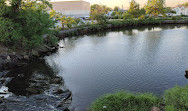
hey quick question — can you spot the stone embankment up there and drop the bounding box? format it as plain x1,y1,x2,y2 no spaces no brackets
57,20,188,38
161,20,188,24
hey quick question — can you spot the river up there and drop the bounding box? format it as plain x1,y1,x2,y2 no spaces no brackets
4,25,188,111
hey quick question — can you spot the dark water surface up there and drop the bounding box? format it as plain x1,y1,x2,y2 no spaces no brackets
47,25,188,111
5,25,188,111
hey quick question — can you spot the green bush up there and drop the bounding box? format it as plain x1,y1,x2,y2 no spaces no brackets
18,9,55,49
0,17,22,47
43,35,58,47
138,15,146,20
89,91,162,111
172,16,182,20
0,0,57,50
123,13,133,20
164,85,188,111
95,14,108,24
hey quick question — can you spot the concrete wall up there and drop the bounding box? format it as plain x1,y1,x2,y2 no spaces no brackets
50,1,90,17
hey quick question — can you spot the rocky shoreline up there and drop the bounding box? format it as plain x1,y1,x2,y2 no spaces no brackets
0,45,59,71
0,45,73,111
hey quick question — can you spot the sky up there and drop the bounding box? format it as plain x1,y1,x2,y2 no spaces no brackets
51,0,188,9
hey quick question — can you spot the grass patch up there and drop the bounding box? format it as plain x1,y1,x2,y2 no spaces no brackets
164,85,188,111
90,85,188,111
89,91,162,111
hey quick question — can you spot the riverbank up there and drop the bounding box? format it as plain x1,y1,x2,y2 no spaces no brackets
89,85,188,111
0,44,59,71
0,60,72,111
0,45,73,110
57,19,188,38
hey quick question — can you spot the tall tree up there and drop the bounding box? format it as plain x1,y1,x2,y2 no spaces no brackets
0,0,56,50
90,4,111,20
128,0,140,18
144,0,165,17
114,6,120,12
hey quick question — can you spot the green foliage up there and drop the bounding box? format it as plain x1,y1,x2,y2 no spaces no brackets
164,85,188,111
165,105,176,111
145,0,165,17
114,6,120,12
172,16,182,20
123,12,133,19
73,18,81,27
50,10,62,22
164,7,176,14
138,15,146,20
61,16,81,29
65,17,75,28
128,0,140,18
116,11,124,19
95,14,108,24
19,8,54,49
43,35,58,47
89,91,162,111
0,17,22,47
90,4,111,20
109,19,161,28
111,11,116,17
0,0,57,50
182,2,188,6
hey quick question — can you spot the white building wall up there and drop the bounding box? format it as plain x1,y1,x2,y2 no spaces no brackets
173,6,188,16
55,10,90,17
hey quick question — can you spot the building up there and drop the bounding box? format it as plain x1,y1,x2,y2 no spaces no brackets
173,6,188,16
50,0,90,18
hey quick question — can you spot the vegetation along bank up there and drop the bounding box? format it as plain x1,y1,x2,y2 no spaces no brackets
89,85,188,111
57,19,188,38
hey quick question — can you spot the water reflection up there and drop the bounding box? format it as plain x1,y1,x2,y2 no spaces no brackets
48,25,188,111
5,60,62,96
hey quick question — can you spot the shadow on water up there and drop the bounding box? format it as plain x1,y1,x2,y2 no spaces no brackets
4,60,63,96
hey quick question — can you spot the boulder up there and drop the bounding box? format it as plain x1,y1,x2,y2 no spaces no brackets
23,55,29,60
26,88,41,95
6,56,11,61
31,50,40,57
53,89,64,94
185,70,188,75
151,106,160,111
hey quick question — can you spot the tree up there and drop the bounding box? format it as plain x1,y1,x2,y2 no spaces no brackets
182,2,188,6
0,0,57,50
114,6,120,12
164,7,176,14
116,10,124,19
95,14,108,24
144,0,165,17
90,4,112,20
50,10,62,21
128,0,140,18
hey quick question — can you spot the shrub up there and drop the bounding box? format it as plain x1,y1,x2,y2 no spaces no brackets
0,17,22,47
18,9,55,49
89,91,162,111
164,85,188,111
43,35,58,47
74,18,81,27
0,0,57,50
95,14,108,24
64,16,75,28
172,16,182,20
138,15,146,20
123,13,133,20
